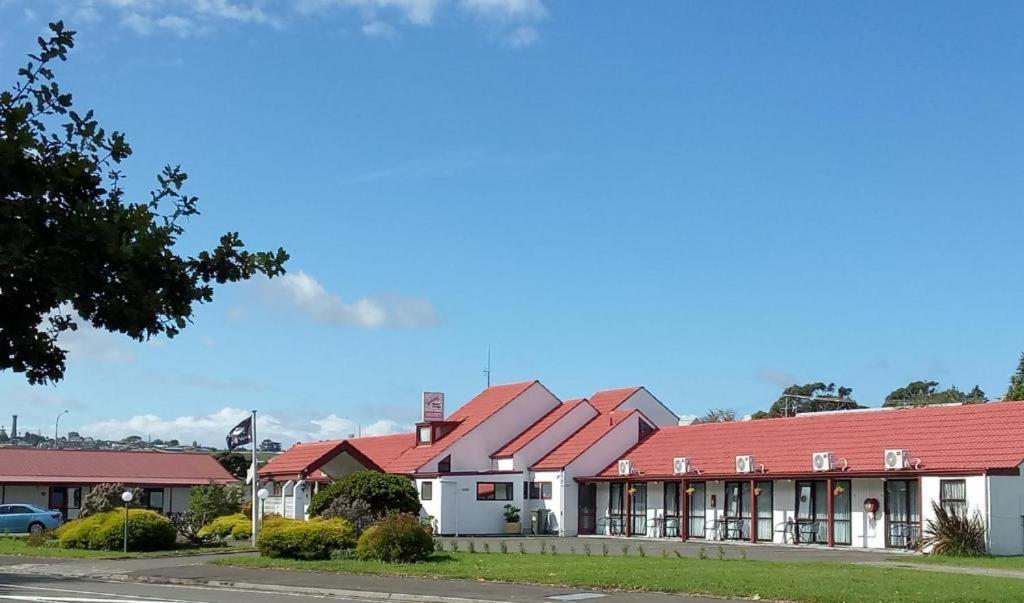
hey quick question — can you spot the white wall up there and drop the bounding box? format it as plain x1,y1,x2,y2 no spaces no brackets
617,389,678,427
527,470,563,534
0,486,48,508
426,472,526,535
985,470,1023,555
511,403,598,471
319,451,373,479
422,382,560,473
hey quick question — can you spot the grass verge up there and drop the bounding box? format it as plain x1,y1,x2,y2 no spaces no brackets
214,552,1024,603
0,537,244,559
888,554,1024,570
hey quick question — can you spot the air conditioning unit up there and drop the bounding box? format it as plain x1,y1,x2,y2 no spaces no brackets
735,455,755,474
884,449,908,470
672,457,690,475
617,459,633,476
812,452,834,472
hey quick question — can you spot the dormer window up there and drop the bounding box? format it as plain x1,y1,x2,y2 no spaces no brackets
638,419,655,441
415,420,460,446
418,426,432,444
438,455,451,473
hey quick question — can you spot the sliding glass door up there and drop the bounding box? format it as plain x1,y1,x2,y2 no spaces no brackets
833,480,851,545
687,482,706,539
663,482,680,537
724,481,751,540
755,481,773,542
609,483,625,535
631,483,648,536
885,479,920,549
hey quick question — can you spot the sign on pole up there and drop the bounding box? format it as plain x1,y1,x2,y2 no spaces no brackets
422,392,445,422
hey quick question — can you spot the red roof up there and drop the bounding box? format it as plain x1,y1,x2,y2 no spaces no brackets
386,380,542,474
260,433,415,479
532,409,641,471
589,386,642,413
0,449,235,486
492,398,591,458
594,402,1024,479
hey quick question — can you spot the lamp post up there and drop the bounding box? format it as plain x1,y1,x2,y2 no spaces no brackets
53,410,68,449
120,490,133,553
257,488,269,533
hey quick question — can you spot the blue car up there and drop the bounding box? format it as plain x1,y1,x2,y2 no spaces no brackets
0,504,63,534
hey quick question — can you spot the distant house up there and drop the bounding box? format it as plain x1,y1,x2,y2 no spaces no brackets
0,448,236,519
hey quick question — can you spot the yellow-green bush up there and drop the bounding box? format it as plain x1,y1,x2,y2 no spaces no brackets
355,512,434,563
256,516,355,560
56,509,176,551
199,514,250,540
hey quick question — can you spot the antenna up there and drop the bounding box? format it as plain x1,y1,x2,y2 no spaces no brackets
483,348,491,388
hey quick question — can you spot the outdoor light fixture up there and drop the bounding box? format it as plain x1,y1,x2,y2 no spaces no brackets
257,488,269,527
121,491,133,553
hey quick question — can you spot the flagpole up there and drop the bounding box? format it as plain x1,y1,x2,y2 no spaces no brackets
251,409,257,548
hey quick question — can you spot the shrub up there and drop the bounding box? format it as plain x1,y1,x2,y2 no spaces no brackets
308,471,420,518
200,514,250,539
257,517,356,560
81,483,143,517
57,510,176,551
26,529,53,547
230,522,252,540
170,511,213,545
923,502,986,556
355,512,435,563
190,483,243,520
321,497,376,534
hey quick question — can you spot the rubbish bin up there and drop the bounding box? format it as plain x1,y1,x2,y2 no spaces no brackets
532,509,550,534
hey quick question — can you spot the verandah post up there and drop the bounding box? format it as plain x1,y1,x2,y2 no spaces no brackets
680,479,689,540
749,478,757,543
826,476,835,547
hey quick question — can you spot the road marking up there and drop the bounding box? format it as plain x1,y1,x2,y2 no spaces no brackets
0,584,186,603
0,597,175,602
547,594,608,601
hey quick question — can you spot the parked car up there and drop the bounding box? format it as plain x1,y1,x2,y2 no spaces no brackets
0,504,63,534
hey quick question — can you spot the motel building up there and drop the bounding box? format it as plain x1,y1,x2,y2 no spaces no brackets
260,380,1024,555
0,448,236,520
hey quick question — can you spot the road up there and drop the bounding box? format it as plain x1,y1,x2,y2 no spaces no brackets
0,574,361,602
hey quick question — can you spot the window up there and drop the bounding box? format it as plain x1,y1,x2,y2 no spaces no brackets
144,488,165,511
420,481,433,501
940,480,967,515
526,481,552,500
418,426,432,444
638,420,655,441
437,455,451,473
476,482,513,501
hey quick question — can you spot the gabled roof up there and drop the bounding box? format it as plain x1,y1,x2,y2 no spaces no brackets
492,398,590,458
589,386,642,413
593,401,1024,479
0,449,235,486
260,433,415,480
386,380,541,473
531,408,642,471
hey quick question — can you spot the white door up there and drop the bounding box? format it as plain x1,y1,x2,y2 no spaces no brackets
440,481,458,535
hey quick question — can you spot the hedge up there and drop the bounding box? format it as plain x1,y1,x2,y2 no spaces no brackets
56,509,176,551
356,512,434,563
199,513,251,540
256,516,356,560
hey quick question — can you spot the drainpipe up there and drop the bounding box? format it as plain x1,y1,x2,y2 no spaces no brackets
985,474,992,553
560,470,567,536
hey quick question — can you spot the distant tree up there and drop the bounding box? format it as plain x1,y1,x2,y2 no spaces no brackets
693,408,737,424
757,382,861,418
0,428,8,443
258,439,282,452
0,22,288,385
214,451,249,480
884,381,986,407
1006,352,1024,401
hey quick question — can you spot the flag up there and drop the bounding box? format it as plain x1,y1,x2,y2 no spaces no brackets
226,416,253,450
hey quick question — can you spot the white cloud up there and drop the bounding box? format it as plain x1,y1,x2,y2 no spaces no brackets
37,0,548,45
260,270,440,329
79,406,410,446
60,321,136,364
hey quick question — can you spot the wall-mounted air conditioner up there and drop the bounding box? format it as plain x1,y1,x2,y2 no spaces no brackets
617,459,633,476
884,449,908,470
735,455,755,474
672,457,690,475
812,451,834,472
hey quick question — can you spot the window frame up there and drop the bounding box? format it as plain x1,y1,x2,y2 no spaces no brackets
420,481,433,501
526,481,553,500
939,479,967,515
476,481,514,501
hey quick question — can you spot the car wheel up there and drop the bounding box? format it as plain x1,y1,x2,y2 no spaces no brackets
28,522,45,535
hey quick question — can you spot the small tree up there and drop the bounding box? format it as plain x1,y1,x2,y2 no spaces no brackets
922,502,986,557
170,511,214,545
189,483,243,520
321,497,376,534
213,451,249,480
81,483,143,517
1006,352,1024,401
308,470,420,517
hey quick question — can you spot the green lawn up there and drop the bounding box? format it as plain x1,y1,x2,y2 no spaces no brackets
214,552,1024,603
890,554,1024,570
0,537,242,559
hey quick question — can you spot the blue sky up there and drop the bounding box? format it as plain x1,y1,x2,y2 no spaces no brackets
2,1,1023,446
